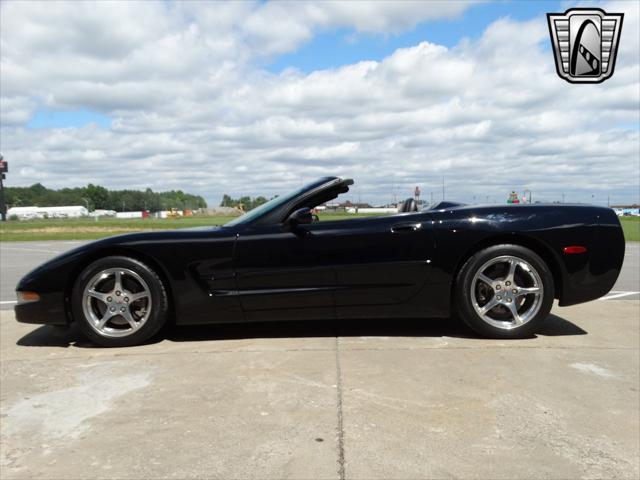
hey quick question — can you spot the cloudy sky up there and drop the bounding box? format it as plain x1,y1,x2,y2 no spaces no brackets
1,0,638,207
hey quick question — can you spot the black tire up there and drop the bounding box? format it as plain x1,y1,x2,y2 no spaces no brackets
71,256,169,347
454,244,554,339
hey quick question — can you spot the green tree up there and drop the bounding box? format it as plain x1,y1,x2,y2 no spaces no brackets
4,184,207,212
86,184,109,209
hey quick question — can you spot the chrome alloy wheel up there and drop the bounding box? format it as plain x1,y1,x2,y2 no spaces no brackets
470,255,544,330
81,267,152,338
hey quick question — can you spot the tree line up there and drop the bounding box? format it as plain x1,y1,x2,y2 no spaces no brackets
5,183,207,212
219,194,269,211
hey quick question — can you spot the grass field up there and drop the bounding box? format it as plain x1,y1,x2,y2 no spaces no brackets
0,213,365,241
620,216,640,242
1,214,638,242
0,216,236,241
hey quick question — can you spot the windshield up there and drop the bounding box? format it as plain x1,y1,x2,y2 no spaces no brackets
223,184,310,227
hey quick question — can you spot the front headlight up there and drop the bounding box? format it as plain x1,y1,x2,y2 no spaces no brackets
16,291,40,304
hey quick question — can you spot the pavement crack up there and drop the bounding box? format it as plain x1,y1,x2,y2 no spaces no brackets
335,336,346,480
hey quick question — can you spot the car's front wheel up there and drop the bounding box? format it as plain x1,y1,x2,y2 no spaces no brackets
455,244,554,338
71,256,169,347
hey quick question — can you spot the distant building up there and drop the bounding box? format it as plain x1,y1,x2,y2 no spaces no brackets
115,211,145,219
200,207,243,216
612,207,640,217
319,201,372,210
8,205,88,220
340,200,372,209
346,207,398,214
90,209,117,217
320,200,396,214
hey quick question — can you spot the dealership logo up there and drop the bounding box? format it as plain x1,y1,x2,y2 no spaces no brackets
547,8,624,84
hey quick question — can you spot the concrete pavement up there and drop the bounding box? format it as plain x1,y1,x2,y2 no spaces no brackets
1,299,638,479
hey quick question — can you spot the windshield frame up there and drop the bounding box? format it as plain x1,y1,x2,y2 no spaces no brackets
223,185,309,227
223,177,349,227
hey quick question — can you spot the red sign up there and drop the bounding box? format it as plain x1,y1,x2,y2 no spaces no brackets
414,186,421,197
0,160,7,173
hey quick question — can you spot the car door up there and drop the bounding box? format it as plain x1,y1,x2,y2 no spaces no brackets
234,223,339,321
325,212,436,318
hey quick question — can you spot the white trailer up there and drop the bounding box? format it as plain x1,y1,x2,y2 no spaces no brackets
8,205,88,220
115,211,144,219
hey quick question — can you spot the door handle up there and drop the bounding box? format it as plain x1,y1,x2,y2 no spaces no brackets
391,222,422,233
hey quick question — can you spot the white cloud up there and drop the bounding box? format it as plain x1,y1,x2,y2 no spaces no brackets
0,96,36,126
0,0,638,206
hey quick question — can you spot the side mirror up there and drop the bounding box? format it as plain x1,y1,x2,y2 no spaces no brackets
284,207,313,230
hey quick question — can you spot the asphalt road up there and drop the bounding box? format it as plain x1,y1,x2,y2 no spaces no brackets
1,241,639,309
1,241,86,309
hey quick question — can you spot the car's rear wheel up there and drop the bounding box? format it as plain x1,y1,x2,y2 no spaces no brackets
455,244,554,338
71,256,169,347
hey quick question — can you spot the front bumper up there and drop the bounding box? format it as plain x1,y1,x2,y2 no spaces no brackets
14,291,69,325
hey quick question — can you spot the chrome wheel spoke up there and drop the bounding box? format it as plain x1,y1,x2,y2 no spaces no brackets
477,273,495,288
121,308,138,330
87,289,109,303
82,267,152,338
113,270,123,294
506,302,523,325
479,297,499,315
504,258,518,283
129,291,149,302
515,286,540,296
97,310,114,329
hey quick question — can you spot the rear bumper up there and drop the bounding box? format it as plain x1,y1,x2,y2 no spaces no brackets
14,292,69,326
558,211,625,306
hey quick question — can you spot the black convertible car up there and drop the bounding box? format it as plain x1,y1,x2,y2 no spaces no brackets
15,177,624,346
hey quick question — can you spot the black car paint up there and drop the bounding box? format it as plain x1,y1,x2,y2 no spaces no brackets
15,179,625,327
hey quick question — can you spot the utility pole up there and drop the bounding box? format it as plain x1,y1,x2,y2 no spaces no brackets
607,196,610,207
0,155,7,221
82,197,95,221
442,176,445,200
562,193,565,204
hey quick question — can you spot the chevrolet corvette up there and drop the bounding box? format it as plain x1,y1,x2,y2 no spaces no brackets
15,177,625,346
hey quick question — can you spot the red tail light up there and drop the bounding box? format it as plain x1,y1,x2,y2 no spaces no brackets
563,246,587,254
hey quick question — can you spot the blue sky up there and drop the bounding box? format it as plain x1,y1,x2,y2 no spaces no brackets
27,1,563,131
27,108,112,129
267,0,562,73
